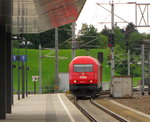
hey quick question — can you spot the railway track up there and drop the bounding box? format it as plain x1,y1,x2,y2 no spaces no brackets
74,98,129,122
90,99,129,122
74,98,97,122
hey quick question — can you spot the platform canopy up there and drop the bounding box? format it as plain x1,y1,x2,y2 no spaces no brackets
12,0,86,34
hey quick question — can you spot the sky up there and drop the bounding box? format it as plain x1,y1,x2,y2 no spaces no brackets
76,0,150,34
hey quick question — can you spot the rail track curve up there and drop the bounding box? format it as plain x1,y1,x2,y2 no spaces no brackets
74,98,129,122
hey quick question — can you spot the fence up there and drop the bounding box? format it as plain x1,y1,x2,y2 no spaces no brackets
14,85,56,94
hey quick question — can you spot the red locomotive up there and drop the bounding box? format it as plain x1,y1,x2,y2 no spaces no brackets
69,56,102,97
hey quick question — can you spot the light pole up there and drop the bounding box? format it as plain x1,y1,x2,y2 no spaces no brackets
72,22,76,59
20,38,32,97
17,41,20,100
55,28,59,92
25,41,28,97
39,44,42,94
12,35,21,100
11,35,21,100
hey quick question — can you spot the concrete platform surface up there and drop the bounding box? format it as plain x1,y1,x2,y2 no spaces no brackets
0,94,88,122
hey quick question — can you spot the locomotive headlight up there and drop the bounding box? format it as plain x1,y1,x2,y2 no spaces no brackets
90,80,93,83
74,80,77,83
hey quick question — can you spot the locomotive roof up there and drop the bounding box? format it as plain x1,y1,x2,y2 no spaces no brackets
71,56,100,65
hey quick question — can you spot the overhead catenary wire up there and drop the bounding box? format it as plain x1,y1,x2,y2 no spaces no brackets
96,0,121,28
43,36,73,57
43,33,101,57
102,0,122,23
79,37,101,48
96,3,129,24
89,0,98,27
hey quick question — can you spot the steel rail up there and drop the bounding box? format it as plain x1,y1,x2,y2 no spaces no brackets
74,98,97,122
90,99,129,122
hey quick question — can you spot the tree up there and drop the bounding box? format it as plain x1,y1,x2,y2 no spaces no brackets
124,22,138,39
128,32,143,49
40,29,55,48
58,24,72,49
113,24,142,76
24,34,40,49
101,26,111,36
40,24,72,49
97,34,107,48
114,26,125,46
78,23,101,48
24,24,72,49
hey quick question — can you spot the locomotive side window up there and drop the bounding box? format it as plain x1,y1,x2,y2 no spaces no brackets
74,64,93,72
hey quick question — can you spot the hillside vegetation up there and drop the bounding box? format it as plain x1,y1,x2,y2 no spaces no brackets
12,48,111,92
12,22,149,92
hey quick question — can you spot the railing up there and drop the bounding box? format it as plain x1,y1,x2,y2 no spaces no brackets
14,85,55,94
41,85,55,94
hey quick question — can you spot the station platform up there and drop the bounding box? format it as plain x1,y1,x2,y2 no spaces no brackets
0,94,88,122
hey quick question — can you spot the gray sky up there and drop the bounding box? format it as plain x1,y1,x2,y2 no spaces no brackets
76,0,150,34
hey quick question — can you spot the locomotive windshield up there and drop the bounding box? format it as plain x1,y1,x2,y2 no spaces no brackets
74,64,93,72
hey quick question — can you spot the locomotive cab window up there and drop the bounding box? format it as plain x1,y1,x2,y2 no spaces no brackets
74,64,93,72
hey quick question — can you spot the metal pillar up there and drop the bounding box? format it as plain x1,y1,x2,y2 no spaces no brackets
17,0,21,100
0,25,6,119
21,0,25,98
6,30,12,113
34,82,36,94
135,3,150,27
25,41,28,97
6,0,12,114
110,1,115,96
55,28,59,92
39,44,42,94
0,0,12,116
25,0,28,97
111,1,115,78
148,50,150,95
21,1,25,33
22,62,25,98
141,44,145,95
135,3,137,27
72,22,76,59
128,50,130,76
11,63,15,105
111,49,115,77
17,47,20,100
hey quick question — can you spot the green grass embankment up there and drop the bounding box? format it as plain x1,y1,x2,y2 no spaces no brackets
12,47,139,92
